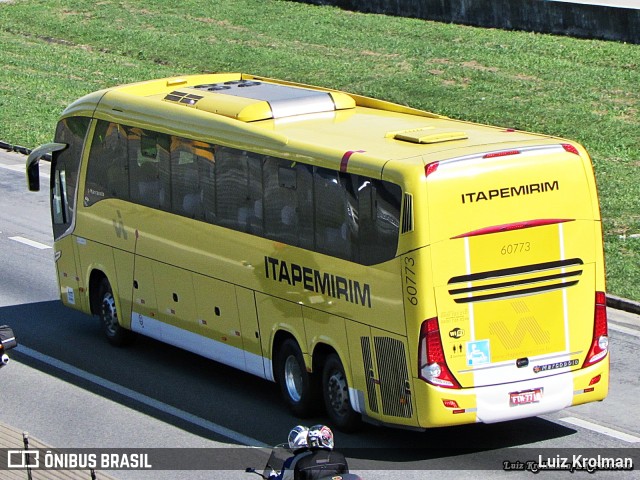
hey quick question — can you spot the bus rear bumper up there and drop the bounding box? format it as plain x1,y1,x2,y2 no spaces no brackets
415,357,609,428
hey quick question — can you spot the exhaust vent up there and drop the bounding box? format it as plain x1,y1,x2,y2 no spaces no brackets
401,193,414,233
448,258,584,304
374,336,413,418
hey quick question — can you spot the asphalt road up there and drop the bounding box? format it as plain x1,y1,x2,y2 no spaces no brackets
1,150,638,479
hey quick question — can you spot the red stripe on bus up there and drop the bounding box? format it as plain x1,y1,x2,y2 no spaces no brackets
452,219,574,239
340,150,365,172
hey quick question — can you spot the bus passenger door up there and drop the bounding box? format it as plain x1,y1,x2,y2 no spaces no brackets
56,236,84,310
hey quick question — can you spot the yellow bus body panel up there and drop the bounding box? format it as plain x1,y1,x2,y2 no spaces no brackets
45,73,608,430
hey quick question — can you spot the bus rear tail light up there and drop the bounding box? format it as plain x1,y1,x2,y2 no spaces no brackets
583,292,608,368
419,318,461,389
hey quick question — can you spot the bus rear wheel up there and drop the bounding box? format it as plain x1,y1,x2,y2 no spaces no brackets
97,277,132,347
276,338,317,418
322,353,361,432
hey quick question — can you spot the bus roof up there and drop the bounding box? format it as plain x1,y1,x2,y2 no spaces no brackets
62,73,564,175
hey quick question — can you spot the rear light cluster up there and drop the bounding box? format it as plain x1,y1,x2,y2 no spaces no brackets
561,143,580,155
482,149,521,159
424,162,439,178
583,291,609,368
418,318,461,389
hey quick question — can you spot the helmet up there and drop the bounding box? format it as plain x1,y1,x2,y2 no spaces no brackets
288,425,309,451
307,425,334,450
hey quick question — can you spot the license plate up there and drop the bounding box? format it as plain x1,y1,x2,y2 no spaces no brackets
509,388,543,406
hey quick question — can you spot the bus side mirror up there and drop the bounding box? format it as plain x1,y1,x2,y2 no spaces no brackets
26,157,40,191
26,142,67,192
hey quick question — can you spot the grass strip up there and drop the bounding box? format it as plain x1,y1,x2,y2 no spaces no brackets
0,0,637,299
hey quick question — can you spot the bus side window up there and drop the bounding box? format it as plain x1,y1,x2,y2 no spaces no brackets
128,128,170,210
314,168,355,261
295,163,314,251
171,138,198,218
51,116,90,240
197,144,217,224
170,138,216,221
246,153,263,236
215,148,263,235
85,121,129,206
357,178,401,265
263,157,298,246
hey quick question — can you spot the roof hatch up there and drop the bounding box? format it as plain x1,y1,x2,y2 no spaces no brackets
162,79,355,122
388,127,468,144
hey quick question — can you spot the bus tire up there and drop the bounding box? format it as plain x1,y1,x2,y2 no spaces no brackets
322,353,361,432
97,277,132,347
276,338,316,418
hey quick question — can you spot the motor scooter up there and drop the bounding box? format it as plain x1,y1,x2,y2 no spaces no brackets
246,442,362,480
0,325,17,369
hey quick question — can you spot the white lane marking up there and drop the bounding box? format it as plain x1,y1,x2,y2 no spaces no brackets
0,164,25,173
15,345,268,448
0,162,50,178
9,236,51,250
609,323,640,339
559,417,640,443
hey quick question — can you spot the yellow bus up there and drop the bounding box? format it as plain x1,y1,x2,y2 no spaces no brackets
27,73,609,431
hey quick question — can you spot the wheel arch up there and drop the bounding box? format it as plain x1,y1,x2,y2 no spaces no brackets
311,342,338,376
271,329,307,379
88,268,107,315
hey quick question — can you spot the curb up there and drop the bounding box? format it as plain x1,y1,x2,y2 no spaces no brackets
606,294,640,316
0,140,52,162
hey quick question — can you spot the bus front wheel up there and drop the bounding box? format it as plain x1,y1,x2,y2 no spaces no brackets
97,277,132,347
322,353,361,432
276,338,316,418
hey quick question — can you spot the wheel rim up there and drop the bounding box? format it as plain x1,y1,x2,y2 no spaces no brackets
326,369,350,417
101,292,118,336
284,355,303,403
